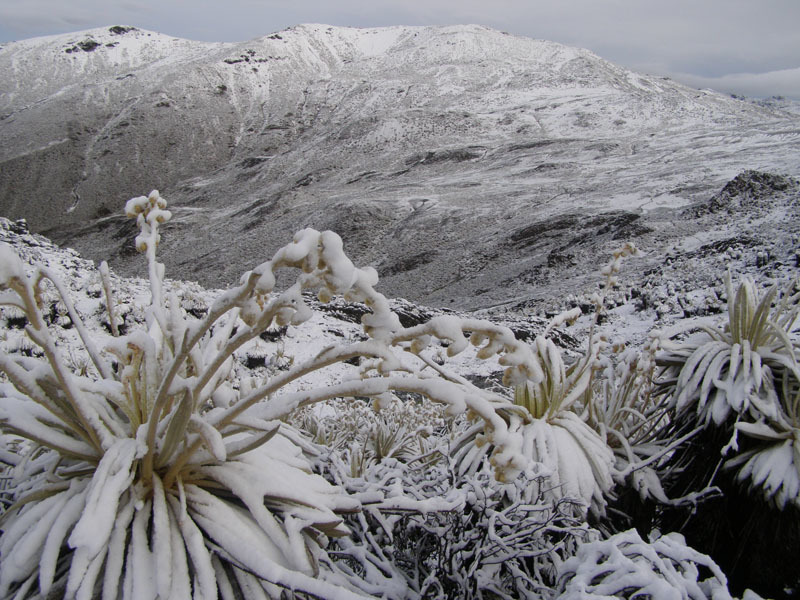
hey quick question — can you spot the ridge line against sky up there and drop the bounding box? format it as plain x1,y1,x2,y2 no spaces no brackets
1,0,799,100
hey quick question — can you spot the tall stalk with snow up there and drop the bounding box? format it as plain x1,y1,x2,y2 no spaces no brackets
0,191,544,599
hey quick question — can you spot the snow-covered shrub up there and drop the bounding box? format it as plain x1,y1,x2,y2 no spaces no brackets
290,395,593,598
555,528,733,599
0,190,547,598
586,336,715,510
589,341,662,457
324,445,591,600
292,395,446,477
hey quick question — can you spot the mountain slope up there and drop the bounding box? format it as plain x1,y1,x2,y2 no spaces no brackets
1,24,798,309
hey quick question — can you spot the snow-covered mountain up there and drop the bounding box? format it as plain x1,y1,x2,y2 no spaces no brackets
1,24,798,310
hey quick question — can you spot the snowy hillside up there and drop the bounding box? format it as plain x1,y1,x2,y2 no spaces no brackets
1,24,799,312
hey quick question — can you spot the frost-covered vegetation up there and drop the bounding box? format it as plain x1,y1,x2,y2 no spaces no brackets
0,192,798,599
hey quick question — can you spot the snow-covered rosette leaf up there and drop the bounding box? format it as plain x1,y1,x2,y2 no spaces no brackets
657,275,798,427
725,421,800,509
661,337,782,426
653,275,800,510
533,412,615,513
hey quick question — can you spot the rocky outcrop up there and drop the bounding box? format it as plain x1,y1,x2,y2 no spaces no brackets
687,170,799,216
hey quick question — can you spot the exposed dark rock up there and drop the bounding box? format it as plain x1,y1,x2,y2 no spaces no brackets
9,219,29,235
77,39,101,52
315,297,445,329
509,215,581,249
507,139,561,153
719,170,794,198
239,156,270,169
508,211,649,253
547,250,575,268
346,171,379,184
109,26,137,35
688,236,758,258
294,173,314,187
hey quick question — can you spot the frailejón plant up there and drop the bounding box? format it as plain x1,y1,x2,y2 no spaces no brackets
0,191,548,598
656,274,800,508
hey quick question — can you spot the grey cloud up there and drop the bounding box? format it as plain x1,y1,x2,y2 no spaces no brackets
0,0,146,40
673,68,800,100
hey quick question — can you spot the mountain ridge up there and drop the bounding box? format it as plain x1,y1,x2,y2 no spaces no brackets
1,24,798,310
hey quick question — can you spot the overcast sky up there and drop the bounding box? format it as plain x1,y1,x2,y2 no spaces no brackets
1,0,798,99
